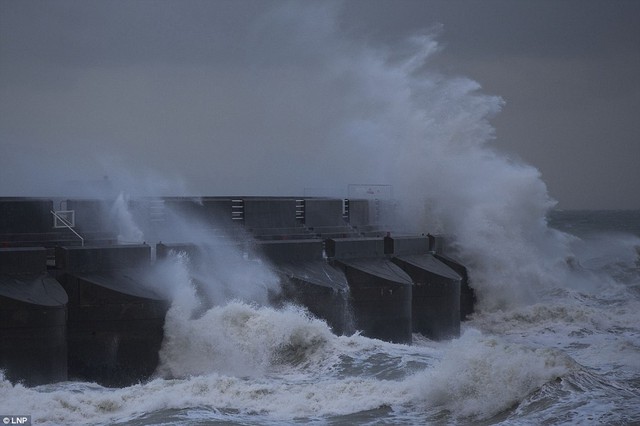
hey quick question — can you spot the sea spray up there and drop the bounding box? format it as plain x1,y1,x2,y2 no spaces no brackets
247,9,581,311
407,329,576,420
340,38,573,310
110,192,144,244
0,315,581,424
150,240,282,309
156,301,335,379
103,192,283,309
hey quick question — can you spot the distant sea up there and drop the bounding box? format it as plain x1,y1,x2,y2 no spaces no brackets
548,209,640,238
1,209,639,425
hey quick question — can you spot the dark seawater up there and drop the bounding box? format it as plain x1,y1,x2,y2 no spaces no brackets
1,210,640,425
548,210,640,238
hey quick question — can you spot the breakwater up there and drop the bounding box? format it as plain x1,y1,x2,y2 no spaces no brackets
0,196,474,386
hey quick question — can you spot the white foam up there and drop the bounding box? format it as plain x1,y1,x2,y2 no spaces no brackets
156,301,335,379
472,289,640,378
0,323,578,424
406,329,576,420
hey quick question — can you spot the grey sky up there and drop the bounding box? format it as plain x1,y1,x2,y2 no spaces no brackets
1,0,638,209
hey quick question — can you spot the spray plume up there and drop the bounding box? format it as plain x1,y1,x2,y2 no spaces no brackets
0,2,581,311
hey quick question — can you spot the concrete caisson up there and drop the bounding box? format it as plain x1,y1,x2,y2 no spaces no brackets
0,247,68,385
326,237,413,344
433,252,475,321
55,245,169,387
386,236,462,340
256,239,351,334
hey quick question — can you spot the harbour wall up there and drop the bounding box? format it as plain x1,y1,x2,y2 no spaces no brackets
0,197,474,386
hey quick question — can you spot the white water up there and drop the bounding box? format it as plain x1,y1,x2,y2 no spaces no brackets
2,248,640,424
3,230,639,424
0,305,580,424
3,280,637,425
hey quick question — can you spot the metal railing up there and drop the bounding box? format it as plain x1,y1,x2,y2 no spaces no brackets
51,210,84,247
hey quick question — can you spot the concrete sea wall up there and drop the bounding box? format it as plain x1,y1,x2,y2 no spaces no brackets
0,197,473,386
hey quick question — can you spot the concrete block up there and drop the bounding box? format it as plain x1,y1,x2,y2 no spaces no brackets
0,247,47,274
325,237,385,259
56,245,150,272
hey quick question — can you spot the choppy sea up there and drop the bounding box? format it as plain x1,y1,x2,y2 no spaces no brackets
1,209,640,425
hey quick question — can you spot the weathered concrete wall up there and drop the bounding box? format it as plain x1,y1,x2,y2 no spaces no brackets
256,239,350,334
0,199,53,234
327,238,413,344
244,198,299,229
387,236,462,340
304,199,344,228
0,197,473,386
0,247,68,385
55,245,168,387
55,244,151,272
